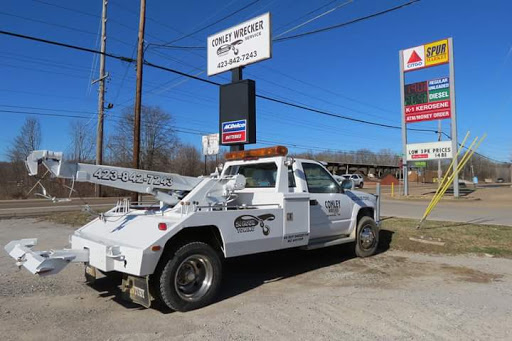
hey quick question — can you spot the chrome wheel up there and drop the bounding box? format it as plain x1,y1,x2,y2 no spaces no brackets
174,254,213,302
359,225,376,251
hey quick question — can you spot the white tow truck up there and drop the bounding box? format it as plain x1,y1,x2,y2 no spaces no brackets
4,146,380,311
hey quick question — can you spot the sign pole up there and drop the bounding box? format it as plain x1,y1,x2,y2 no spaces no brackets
448,38,459,198
399,50,409,196
437,120,442,186
230,67,244,152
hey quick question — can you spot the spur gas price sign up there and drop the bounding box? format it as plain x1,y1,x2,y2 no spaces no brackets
404,77,450,123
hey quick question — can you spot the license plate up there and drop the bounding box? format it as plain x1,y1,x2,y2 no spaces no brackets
121,275,152,308
84,264,97,283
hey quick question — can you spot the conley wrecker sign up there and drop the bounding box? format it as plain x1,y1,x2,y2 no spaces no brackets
207,12,271,76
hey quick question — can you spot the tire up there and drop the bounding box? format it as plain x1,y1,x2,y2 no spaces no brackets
156,242,222,312
359,182,364,188
354,216,378,258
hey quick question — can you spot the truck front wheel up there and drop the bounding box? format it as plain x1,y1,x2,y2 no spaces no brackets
157,242,222,312
354,216,378,257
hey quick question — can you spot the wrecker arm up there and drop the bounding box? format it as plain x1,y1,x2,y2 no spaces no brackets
26,150,203,205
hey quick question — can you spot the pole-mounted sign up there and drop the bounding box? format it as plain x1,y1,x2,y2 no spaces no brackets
399,37,459,197
406,141,453,161
404,77,451,123
402,38,449,72
202,133,220,156
207,12,272,77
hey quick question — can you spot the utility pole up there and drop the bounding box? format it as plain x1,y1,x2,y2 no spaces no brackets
94,0,108,197
132,0,146,203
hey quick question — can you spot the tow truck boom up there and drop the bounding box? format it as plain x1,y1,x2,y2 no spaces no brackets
26,150,203,205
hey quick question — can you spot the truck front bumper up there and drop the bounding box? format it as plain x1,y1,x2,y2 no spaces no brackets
71,234,160,276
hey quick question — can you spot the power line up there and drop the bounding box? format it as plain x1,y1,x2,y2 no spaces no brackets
0,10,131,46
1,106,508,163
0,29,437,133
154,0,420,49
0,104,96,115
274,0,420,42
1,29,507,163
273,0,353,39
32,0,136,33
153,0,261,47
272,0,339,35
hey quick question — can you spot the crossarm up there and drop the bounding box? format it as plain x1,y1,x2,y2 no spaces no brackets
26,150,202,195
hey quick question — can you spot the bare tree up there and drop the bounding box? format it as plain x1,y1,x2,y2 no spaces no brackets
68,120,95,162
7,117,42,162
107,105,178,171
169,144,203,176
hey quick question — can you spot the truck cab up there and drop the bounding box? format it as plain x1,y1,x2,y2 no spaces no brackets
221,148,378,250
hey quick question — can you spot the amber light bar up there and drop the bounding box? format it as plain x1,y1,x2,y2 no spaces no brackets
225,146,288,161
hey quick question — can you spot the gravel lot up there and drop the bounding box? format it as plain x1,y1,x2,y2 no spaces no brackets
1,218,511,341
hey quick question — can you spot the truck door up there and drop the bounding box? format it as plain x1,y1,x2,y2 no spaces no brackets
300,162,353,239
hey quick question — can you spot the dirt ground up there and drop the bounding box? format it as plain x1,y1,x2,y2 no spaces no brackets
1,219,511,341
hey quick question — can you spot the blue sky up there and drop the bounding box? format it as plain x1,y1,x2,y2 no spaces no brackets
1,0,511,162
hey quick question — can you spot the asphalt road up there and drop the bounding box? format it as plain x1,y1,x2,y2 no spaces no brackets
0,197,117,218
380,198,512,226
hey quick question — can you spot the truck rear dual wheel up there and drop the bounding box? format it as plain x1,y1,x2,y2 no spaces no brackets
156,242,222,312
354,216,379,258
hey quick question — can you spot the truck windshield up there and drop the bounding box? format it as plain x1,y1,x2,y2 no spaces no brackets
225,162,277,188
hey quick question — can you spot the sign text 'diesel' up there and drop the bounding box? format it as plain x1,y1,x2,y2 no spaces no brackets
207,12,271,76
406,141,453,161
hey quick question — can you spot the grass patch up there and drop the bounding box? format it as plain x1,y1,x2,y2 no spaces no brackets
380,218,512,258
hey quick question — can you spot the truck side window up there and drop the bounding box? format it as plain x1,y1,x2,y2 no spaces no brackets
237,162,278,188
302,163,339,193
288,166,296,188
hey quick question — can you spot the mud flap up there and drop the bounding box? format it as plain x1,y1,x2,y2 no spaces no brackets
121,275,152,308
84,264,97,283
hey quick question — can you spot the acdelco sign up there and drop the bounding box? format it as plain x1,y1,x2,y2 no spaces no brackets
221,119,247,144
402,38,449,72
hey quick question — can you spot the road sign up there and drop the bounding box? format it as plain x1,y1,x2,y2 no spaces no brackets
413,161,427,168
202,133,219,156
207,12,271,76
406,141,453,161
404,77,451,123
221,119,247,144
402,38,449,72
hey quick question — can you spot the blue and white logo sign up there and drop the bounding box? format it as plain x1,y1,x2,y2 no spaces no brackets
222,119,247,144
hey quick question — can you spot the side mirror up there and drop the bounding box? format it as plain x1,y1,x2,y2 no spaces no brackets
341,179,353,191
284,156,295,167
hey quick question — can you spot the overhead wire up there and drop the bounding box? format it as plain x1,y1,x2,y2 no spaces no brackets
0,11,506,163
0,105,507,163
153,0,420,48
154,0,261,47
0,29,454,135
273,0,353,39
274,0,420,42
